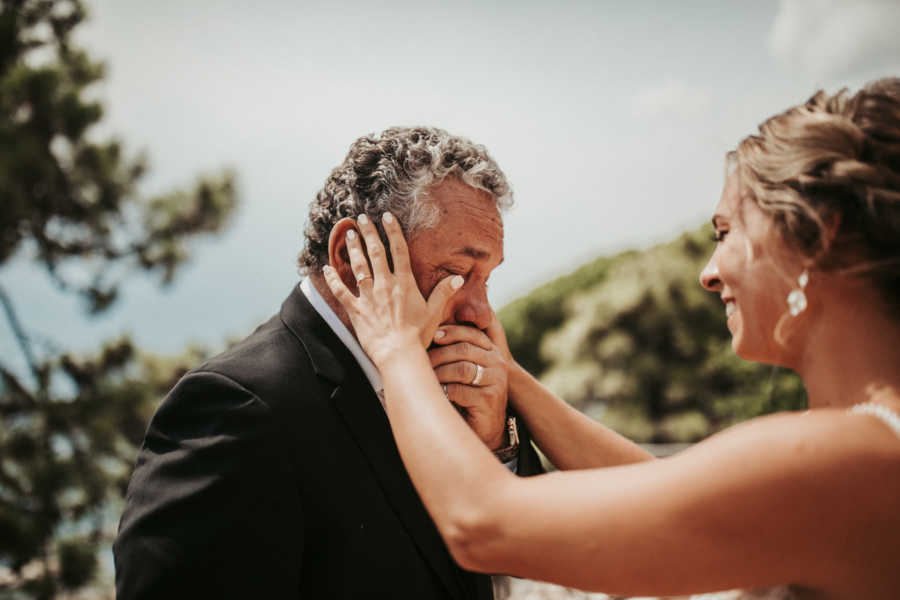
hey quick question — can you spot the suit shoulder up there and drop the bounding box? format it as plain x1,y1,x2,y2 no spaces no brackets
149,369,274,445
187,312,327,414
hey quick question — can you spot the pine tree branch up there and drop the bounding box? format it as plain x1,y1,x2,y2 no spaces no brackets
0,283,42,389
0,364,37,411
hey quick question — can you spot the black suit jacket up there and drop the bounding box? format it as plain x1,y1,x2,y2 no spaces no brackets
114,284,543,599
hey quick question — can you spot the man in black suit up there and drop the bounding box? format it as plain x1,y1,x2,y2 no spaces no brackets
114,126,543,599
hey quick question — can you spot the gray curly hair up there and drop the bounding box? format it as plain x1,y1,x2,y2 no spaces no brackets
298,126,513,274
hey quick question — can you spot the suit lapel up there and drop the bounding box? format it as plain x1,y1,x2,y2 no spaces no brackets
331,378,468,600
281,285,470,600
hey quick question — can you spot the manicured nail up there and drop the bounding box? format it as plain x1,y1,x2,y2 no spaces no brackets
434,330,446,340
358,214,369,225
346,229,356,240
383,212,394,224
451,275,464,289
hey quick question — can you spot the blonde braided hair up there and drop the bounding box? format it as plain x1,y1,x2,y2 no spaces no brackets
733,77,900,311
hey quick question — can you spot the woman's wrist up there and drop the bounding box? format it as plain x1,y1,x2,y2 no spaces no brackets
367,329,426,368
376,342,430,378
507,361,530,402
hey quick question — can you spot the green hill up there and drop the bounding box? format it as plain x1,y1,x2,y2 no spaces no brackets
498,225,806,443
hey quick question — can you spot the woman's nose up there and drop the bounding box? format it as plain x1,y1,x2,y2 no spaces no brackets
699,258,722,291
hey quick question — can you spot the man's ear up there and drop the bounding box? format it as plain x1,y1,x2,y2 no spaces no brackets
327,217,360,294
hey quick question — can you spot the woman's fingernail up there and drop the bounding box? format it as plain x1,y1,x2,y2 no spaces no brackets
383,212,394,224
323,265,334,275
358,214,369,225
346,229,356,240
434,330,445,340
451,275,464,289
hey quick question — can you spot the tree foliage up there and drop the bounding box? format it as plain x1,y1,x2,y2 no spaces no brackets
499,252,621,377
0,1,237,596
499,227,806,444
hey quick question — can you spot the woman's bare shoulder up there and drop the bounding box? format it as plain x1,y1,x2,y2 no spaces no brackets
671,408,900,541
656,408,900,588
685,407,900,465
672,408,900,489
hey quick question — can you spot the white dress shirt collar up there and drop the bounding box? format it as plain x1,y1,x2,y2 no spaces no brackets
300,277,383,394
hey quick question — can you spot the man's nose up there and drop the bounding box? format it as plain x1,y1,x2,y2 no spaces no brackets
450,284,492,330
699,256,722,291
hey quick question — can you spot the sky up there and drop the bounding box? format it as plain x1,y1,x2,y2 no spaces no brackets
3,0,900,372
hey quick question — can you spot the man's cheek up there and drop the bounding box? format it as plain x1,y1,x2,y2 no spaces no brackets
417,279,437,300
414,271,441,299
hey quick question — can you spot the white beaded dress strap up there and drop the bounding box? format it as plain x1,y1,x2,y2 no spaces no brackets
849,402,900,438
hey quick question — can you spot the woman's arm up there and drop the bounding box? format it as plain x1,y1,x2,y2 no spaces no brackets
323,214,899,596
507,358,653,469
379,360,895,597
457,409,899,596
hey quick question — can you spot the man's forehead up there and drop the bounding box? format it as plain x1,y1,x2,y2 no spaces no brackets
405,177,503,260
411,230,502,257
409,222,504,267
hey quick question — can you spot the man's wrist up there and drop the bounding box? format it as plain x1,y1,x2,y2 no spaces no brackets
486,428,506,452
492,416,519,462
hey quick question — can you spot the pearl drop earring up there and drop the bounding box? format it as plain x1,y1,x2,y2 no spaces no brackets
787,270,809,316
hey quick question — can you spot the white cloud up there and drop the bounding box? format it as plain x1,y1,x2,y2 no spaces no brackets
768,0,900,79
632,81,711,119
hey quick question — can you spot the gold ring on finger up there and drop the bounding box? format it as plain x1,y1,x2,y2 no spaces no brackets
356,272,371,282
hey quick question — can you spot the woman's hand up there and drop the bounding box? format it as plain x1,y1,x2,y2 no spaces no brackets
322,212,464,369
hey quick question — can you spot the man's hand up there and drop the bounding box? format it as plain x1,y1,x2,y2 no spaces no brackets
429,324,511,451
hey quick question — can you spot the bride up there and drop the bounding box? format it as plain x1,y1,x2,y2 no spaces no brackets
322,78,900,599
